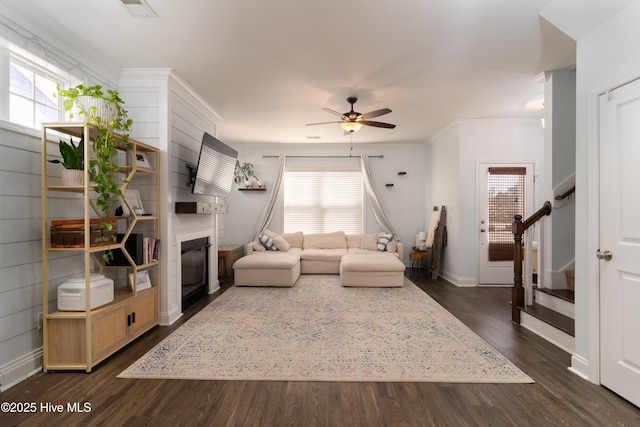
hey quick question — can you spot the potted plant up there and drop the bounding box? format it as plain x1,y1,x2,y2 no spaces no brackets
48,137,84,186
234,161,260,188
56,84,133,216
56,84,134,261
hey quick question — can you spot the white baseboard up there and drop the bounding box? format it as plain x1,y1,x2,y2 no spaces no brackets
439,271,477,287
0,348,43,392
161,305,182,326
569,354,591,382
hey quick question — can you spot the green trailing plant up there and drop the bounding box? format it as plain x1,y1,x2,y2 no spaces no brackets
48,137,84,170
56,84,134,262
56,84,133,217
234,160,259,183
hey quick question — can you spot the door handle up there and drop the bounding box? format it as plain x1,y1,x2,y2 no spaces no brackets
596,250,613,261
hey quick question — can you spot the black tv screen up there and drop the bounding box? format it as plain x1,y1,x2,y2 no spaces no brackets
191,132,238,198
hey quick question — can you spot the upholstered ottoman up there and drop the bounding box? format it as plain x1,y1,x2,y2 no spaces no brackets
340,253,406,287
233,252,301,287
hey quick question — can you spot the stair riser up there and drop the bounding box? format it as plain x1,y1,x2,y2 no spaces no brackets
521,312,575,354
534,290,575,319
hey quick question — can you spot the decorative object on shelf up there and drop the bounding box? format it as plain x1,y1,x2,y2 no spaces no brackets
56,84,133,217
129,270,152,291
48,137,84,186
234,160,261,188
122,189,145,216
135,150,150,168
50,217,117,248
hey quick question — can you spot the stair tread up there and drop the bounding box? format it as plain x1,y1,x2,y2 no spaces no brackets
533,286,575,303
520,302,575,336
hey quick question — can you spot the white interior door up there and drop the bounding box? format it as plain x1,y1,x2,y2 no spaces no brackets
478,163,533,285
599,81,640,407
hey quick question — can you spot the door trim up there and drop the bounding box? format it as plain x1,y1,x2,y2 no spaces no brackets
476,161,535,285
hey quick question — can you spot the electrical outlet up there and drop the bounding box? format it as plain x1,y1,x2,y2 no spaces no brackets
37,312,43,330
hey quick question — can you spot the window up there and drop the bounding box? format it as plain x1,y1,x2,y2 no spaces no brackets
1,39,73,130
284,169,363,234
9,56,61,129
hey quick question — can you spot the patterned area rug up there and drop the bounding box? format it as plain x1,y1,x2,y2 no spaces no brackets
119,275,533,383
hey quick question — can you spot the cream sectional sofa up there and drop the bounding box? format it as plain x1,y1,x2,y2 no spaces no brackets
233,230,405,287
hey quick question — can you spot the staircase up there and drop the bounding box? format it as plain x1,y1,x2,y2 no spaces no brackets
511,202,576,353
520,276,575,353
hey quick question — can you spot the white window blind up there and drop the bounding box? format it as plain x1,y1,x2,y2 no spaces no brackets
284,170,363,234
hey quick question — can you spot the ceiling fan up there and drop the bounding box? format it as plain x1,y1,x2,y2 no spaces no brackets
306,97,396,133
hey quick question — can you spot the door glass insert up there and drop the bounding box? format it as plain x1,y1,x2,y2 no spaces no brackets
487,167,526,261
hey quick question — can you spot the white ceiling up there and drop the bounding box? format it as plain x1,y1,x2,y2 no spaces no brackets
3,0,627,145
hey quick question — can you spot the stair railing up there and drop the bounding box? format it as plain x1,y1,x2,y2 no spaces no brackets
512,201,552,324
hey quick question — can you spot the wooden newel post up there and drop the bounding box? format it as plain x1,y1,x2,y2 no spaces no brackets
512,214,525,324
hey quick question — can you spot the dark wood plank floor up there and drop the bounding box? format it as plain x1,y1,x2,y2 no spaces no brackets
2,273,639,427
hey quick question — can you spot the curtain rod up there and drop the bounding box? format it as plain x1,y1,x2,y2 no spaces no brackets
262,155,383,159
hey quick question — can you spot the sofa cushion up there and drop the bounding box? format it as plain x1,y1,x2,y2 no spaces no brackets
346,234,361,249
348,248,400,258
301,248,347,261
303,231,347,249
361,233,378,251
282,231,304,248
233,252,300,270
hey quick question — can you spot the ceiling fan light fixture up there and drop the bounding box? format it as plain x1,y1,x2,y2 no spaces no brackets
341,122,363,133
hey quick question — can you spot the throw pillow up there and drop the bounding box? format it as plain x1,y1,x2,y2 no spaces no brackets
258,234,278,251
377,233,395,252
263,229,291,252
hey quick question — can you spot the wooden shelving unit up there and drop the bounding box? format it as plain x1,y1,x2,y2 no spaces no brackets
41,122,160,372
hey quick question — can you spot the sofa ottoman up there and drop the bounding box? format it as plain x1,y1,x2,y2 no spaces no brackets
233,252,301,287
340,253,406,287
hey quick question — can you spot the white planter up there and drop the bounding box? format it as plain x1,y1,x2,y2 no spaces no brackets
61,169,84,186
244,180,253,189
76,96,118,125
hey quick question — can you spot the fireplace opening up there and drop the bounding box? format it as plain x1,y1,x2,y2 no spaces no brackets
181,237,210,310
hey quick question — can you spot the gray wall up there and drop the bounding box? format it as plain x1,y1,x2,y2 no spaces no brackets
223,142,429,265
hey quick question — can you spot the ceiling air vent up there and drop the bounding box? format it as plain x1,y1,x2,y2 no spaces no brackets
120,0,158,18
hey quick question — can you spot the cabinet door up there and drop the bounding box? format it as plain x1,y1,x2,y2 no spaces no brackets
92,304,128,362
129,288,159,339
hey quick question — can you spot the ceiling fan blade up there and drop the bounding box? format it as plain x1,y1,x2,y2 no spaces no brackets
322,108,348,119
306,120,343,126
361,108,391,120
361,120,396,129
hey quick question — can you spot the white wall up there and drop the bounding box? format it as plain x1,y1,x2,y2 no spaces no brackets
573,0,640,381
428,124,461,283
120,69,223,326
0,126,46,390
223,142,429,265
429,119,545,286
544,71,576,284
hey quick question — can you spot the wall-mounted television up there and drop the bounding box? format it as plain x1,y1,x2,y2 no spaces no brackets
189,132,238,198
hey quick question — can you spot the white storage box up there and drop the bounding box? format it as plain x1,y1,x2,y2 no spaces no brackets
58,273,114,311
